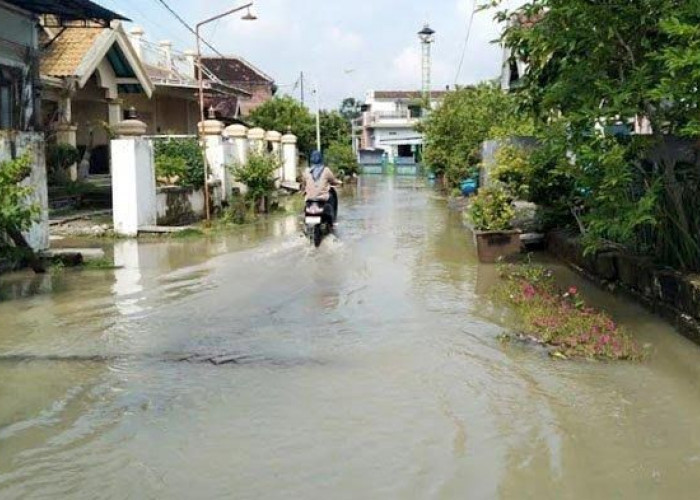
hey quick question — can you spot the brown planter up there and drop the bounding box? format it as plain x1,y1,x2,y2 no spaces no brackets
473,230,521,263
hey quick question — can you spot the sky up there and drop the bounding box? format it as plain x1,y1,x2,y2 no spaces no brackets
97,0,515,109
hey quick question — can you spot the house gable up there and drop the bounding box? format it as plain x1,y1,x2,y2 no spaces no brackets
41,22,153,97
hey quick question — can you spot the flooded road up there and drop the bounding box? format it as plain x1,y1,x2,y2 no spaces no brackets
2,176,700,499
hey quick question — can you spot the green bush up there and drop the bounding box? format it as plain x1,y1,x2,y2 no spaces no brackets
491,145,535,200
153,138,204,189
422,83,533,187
230,152,281,213
46,143,80,184
325,141,359,177
466,186,515,231
0,154,38,235
155,155,188,185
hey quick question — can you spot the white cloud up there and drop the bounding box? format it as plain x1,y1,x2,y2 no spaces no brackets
328,27,364,51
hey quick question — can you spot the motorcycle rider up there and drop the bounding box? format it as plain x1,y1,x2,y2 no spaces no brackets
303,150,341,222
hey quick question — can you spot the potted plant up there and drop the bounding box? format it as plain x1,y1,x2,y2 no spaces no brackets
466,186,521,263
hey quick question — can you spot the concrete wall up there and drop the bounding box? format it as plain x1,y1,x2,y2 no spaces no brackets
156,186,204,226
0,131,49,250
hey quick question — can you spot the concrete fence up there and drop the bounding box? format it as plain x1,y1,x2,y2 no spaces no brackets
111,113,299,237
0,131,49,251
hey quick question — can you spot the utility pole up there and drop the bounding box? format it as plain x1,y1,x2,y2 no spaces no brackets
197,3,257,222
313,83,321,151
300,71,305,105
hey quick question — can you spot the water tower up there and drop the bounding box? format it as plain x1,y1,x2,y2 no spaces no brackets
418,23,436,105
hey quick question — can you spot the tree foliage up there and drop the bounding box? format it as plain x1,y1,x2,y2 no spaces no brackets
0,154,38,235
248,96,315,155
153,138,204,189
320,110,351,151
231,151,281,212
496,0,700,270
325,141,359,177
422,83,533,186
339,97,362,121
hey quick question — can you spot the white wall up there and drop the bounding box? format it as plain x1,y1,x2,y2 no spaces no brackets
156,187,205,225
112,138,157,236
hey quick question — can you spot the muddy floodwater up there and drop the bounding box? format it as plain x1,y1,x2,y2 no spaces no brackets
2,177,700,499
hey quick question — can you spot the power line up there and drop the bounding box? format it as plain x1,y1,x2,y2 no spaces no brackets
153,0,229,59
454,0,478,85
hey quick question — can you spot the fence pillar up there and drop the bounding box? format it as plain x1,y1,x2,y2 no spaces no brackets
198,117,229,200
265,130,282,186
55,122,78,180
226,123,249,194
281,131,298,183
248,127,265,154
111,115,156,237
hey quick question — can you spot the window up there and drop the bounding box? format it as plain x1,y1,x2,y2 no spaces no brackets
0,66,20,130
0,85,11,129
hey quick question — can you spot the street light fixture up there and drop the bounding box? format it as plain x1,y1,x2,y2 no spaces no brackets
197,2,257,222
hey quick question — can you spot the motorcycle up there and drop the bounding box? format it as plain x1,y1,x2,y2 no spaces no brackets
304,188,338,247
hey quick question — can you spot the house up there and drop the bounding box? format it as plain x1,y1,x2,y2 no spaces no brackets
1,0,125,250
201,56,275,116
41,22,154,176
40,23,253,177
127,28,252,130
354,90,447,164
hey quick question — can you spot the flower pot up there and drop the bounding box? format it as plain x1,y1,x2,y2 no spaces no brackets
473,229,521,263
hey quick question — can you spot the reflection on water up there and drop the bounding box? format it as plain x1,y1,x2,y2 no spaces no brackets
1,177,700,499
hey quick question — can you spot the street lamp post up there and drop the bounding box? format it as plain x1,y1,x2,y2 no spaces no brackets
197,3,257,222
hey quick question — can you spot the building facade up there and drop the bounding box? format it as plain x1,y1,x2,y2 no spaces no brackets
354,90,446,164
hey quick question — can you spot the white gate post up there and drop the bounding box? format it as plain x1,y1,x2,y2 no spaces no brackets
198,114,228,200
281,131,298,183
111,113,156,237
248,127,265,155
226,123,249,194
265,130,282,186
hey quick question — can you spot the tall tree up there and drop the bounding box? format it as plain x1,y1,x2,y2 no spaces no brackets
339,97,362,121
248,96,315,154
320,110,351,151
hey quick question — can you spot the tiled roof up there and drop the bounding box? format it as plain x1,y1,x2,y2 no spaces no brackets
373,90,448,100
201,56,273,85
41,28,105,77
6,0,127,22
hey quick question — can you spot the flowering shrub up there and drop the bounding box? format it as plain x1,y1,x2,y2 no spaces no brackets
496,264,645,361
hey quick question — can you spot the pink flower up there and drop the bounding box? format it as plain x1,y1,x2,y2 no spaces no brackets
522,284,536,300
568,286,579,296
600,335,611,345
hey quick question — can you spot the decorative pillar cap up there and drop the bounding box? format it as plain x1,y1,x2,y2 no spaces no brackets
54,122,78,132
224,123,248,138
265,130,282,142
114,117,147,137
198,119,225,136
281,132,297,145
247,127,265,140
